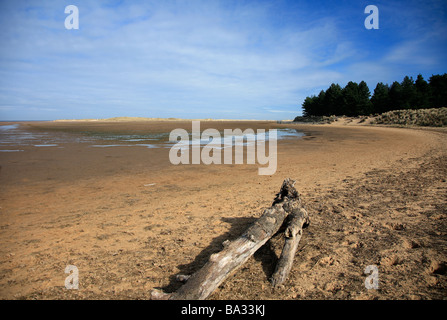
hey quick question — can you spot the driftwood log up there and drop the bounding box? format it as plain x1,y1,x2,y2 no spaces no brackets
270,206,309,287
151,178,309,300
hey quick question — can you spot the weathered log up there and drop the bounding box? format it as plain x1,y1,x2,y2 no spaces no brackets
270,206,309,287
150,178,301,300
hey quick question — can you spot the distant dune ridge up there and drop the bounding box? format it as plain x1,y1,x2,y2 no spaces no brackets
54,117,184,122
53,117,263,122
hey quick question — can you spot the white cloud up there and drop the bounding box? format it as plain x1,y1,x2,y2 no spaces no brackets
384,39,440,67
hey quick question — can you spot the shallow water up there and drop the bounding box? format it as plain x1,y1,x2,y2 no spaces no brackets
0,123,304,152
0,123,96,149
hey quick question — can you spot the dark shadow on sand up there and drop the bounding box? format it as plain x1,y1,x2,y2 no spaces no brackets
158,216,280,294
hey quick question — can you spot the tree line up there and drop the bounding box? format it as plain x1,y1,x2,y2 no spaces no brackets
301,73,447,117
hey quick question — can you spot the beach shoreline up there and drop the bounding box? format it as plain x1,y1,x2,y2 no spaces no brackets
0,121,446,299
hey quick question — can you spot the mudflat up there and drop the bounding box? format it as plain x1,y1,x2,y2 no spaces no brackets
0,120,446,299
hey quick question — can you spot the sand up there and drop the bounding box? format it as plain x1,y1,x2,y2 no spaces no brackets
0,120,446,299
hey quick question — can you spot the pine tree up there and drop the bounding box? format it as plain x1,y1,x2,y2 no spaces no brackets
323,83,343,115
371,82,390,113
415,74,430,109
316,90,327,116
302,96,318,116
400,76,416,109
341,81,360,116
358,81,373,115
389,81,404,110
429,73,447,108
302,90,326,116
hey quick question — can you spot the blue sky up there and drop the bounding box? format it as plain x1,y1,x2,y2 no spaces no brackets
0,0,446,120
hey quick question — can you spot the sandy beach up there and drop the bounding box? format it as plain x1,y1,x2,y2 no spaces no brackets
0,120,446,299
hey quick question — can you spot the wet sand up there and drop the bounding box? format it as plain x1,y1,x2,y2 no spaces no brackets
0,121,446,299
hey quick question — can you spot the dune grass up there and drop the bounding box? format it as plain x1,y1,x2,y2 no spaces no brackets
371,108,447,127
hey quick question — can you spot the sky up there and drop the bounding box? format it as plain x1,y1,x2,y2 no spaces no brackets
0,0,446,121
